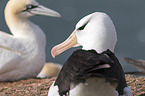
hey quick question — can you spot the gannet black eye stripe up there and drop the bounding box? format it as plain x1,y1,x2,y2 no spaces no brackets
26,4,38,9
22,4,38,12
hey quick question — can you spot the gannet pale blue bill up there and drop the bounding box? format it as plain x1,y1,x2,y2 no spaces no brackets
0,0,60,81
48,12,132,96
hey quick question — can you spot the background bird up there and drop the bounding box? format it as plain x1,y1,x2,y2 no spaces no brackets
0,0,60,81
124,57,145,75
48,12,132,96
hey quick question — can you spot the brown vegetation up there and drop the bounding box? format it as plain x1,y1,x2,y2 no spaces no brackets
0,74,144,96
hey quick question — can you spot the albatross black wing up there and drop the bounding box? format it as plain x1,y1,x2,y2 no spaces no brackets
102,49,127,95
54,49,116,96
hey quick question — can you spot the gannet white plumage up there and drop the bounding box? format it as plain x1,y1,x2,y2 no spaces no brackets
37,62,62,78
48,12,132,96
0,0,60,81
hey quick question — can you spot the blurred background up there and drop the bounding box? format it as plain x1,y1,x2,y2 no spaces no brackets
0,0,145,72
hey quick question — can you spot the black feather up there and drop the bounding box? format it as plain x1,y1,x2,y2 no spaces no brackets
55,49,127,96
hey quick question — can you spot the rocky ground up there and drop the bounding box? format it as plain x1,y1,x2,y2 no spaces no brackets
0,74,145,96
126,74,145,96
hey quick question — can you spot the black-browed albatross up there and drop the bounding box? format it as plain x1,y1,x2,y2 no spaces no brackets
48,12,132,96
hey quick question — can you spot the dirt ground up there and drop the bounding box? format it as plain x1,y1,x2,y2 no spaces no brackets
0,74,145,96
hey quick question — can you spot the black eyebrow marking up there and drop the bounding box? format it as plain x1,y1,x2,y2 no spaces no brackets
78,21,89,30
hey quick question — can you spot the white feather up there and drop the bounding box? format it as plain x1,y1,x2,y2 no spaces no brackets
48,78,118,96
75,12,117,53
0,0,60,81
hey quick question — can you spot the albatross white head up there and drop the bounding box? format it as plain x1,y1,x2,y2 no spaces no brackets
51,12,117,58
5,0,61,36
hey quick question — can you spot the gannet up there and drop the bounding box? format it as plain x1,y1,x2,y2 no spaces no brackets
124,57,145,75
37,62,62,78
0,0,60,81
48,12,132,96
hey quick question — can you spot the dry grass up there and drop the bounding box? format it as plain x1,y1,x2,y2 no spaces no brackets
0,75,144,96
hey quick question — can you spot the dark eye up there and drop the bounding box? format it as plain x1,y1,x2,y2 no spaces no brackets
78,22,89,30
26,4,38,10
22,4,38,12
